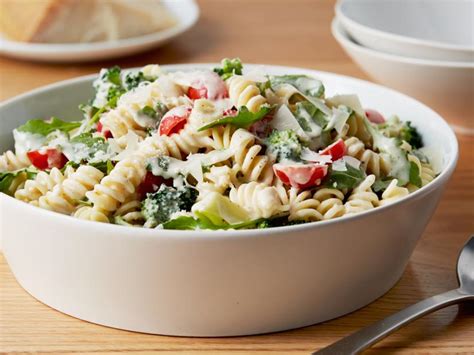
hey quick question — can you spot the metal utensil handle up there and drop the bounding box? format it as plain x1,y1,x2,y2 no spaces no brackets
314,288,473,355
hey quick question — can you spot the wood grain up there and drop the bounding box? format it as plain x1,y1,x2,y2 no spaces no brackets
1,0,473,353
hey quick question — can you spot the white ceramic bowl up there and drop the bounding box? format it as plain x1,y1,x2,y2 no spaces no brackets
336,0,474,61
0,64,458,336
0,0,199,62
332,19,474,135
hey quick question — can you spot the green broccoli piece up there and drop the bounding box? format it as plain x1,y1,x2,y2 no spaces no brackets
265,129,304,162
213,58,243,80
400,121,423,149
103,66,122,85
142,185,198,227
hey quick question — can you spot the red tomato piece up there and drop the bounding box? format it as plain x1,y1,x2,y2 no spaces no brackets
365,109,386,124
97,121,112,139
137,172,172,199
319,139,346,161
273,163,328,189
159,107,192,136
27,149,68,170
187,87,208,100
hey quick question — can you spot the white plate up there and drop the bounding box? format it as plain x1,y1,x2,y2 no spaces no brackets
0,64,458,336
0,0,199,63
332,18,474,135
336,0,474,61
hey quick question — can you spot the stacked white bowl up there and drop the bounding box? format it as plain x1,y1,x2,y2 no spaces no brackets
333,0,474,135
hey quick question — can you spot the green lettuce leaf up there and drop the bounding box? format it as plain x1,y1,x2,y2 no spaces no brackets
409,161,422,187
198,106,273,131
162,215,265,230
324,162,366,189
0,168,37,195
17,117,81,136
270,74,325,98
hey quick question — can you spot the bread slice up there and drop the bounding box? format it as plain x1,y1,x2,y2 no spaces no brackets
0,0,177,43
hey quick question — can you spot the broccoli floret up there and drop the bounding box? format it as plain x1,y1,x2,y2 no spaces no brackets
124,71,146,91
400,121,423,149
103,66,122,85
142,185,198,227
265,129,304,162
213,58,243,80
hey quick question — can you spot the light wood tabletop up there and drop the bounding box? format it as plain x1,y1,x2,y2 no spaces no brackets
1,0,473,353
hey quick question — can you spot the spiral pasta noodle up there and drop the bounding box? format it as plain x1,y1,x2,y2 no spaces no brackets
14,166,73,205
74,206,110,223
229,182,284,219
379,179,409,206
226,75,267,112
344,174,379,214
408,154,435,187
345,137,390,178
196,165,239,197
313,188,345,220
38,166,104,215
287,188,323,222
85,155,146,214
0,150,30,172
113,195,144,225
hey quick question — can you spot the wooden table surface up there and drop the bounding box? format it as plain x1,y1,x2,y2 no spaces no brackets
1,0,473,353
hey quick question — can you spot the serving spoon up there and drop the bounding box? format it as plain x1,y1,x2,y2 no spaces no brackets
314,236,474,355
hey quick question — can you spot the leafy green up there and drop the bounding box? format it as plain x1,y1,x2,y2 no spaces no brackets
89,160,114,175
198,106,272,131
140,105,157,118
162,214,265,230
270,75,325,98
400,121,423,149
409,161,422,188
324,163,366,189
372,178,393,193
124,71,146,90
265,129,304,162
17,117,81,136
142,186,198,227
0,168,37,195
294,101,328,130
104,66,122,85
213,58,243,80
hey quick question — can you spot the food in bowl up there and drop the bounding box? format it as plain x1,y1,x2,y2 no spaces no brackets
0,58,438,230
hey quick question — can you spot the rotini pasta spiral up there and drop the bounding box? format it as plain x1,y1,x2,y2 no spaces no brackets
39,166,104,215
196,165,238,197
344,114,372,144
313,188,345,220
0,150,30,172
14,166,73,205
379,179,409,206
113,195,144,225
344,174,379,214
74,206,110,223
85,155,146,214
407,154,435,187
139,123,214,160
226,75,267,113
229,182,284,219
345,137,390,178
287,188,323,222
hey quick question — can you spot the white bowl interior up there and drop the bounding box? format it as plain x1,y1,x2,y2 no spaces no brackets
339,0,474,48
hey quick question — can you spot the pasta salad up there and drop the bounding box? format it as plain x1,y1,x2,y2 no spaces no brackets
0,59,437,230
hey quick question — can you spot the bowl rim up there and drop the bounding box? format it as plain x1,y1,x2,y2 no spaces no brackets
332,18,474,68
0,0,199,54
336,0,474,53
0,63,459,239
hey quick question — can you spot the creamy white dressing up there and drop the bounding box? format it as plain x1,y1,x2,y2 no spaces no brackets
170,70,226,99
13,130,46,154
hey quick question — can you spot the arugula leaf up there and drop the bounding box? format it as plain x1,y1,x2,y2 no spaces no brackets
17,117,81,136
104,66,122,86
409,161,422,187
213,58,243,80
324,163,366,189
198,106,272,131
294,101,328,130
0,168,37,195
162,215,265,230
372,178,393,193
270,75,325,98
